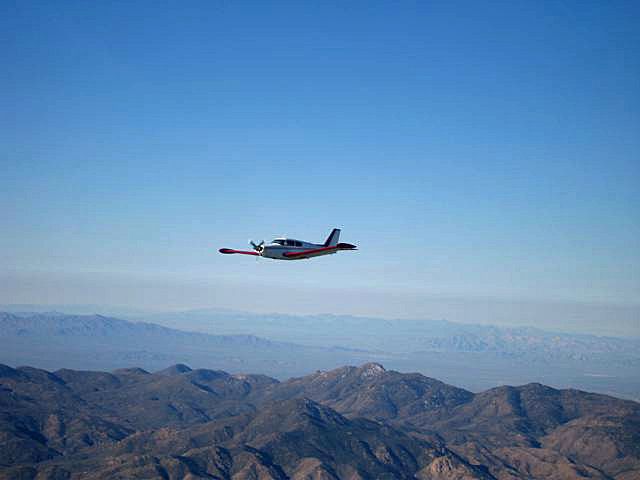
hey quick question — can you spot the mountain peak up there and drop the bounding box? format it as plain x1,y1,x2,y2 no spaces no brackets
0,363,24,379
157,364,192,376
358,362,386,378
113,367,150,376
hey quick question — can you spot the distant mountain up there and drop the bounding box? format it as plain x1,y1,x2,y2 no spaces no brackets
1,362,638,479
130,309,640,400
2,310,640,400
0,311,274,347
0,312,382,379
131,309,640,361
418,326,640,361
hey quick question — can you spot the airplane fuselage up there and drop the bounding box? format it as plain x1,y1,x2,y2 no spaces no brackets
219,228,357,261
261,239,337,260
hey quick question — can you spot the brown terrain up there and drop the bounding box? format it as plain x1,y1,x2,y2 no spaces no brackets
0,362,638,479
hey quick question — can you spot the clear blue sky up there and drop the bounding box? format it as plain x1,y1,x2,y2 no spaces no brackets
1,1,639,333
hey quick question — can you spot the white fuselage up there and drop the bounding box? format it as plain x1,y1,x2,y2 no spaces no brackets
219,228,355,260
261,238,335,260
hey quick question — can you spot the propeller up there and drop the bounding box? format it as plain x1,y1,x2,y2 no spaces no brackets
249,240,265,252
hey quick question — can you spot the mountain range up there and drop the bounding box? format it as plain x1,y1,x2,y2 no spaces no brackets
0,312,376,379
1,311,638,400
128,309,640,362
1,362,638,479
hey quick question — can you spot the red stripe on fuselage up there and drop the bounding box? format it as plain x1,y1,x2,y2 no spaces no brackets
283,245,339,258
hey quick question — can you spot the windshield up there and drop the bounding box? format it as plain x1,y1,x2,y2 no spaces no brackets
273,239,285,245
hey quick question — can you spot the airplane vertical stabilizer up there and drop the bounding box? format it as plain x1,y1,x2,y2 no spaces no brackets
324,228,341,247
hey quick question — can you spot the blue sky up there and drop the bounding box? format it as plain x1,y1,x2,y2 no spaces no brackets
1,1,639,333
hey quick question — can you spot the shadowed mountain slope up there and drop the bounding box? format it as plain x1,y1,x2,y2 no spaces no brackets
0,362,638,479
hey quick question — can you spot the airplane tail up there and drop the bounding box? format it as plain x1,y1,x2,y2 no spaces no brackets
323,228,341,247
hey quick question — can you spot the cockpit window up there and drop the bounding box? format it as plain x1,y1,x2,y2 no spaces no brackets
286,240,294,246
273,239,284,245
295,241,302,247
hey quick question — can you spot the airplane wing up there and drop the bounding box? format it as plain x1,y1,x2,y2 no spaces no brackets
219,248,260,256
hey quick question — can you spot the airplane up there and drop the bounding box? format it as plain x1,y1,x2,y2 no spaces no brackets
219,228,357,260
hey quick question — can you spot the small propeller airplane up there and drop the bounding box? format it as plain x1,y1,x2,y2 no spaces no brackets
219,228,357,260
